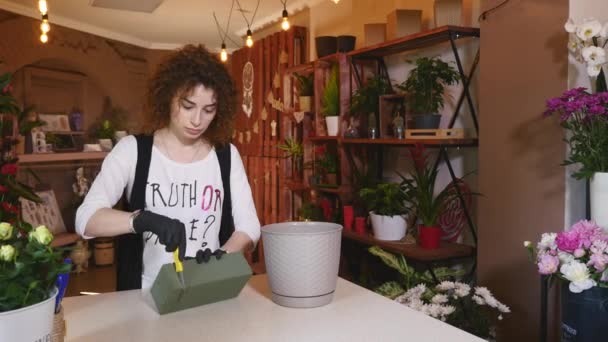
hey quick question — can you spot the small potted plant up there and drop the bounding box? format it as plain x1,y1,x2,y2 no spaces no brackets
399,144,458,249
322,64,340,136
278,136,304,181
359,183,411,241
351,75,391,138
315,145,339,185
294,73,314,113
398,57,460,129
0,73,45,154
96,119,115,151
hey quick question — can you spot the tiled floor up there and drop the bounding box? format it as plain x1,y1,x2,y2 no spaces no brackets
65,264,116,297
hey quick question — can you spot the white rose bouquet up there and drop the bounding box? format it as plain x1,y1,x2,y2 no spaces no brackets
566,18,608,91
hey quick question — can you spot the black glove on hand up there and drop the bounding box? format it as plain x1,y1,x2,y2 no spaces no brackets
195,248,226,264
133,210,186,261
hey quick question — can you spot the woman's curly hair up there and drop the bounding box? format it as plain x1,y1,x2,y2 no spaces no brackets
145,44,236,146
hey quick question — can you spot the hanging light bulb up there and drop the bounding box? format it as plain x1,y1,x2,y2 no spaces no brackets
281,9,290,31
38,0,48,15
40,13,50,33
220,43,228,62
40,33,48,43
332,0,340,3
246,29,253,48
40,20,50,33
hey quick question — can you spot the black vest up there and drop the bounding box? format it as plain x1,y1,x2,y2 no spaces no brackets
115,134,234,291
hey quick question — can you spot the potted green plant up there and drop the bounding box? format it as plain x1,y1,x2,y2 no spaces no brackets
0,84,72,339
294,73,314,112
0,73,45,154
351,75,391,138
95,119,115,151
398,144,458,249
315,145,338,185
359,183,411,241
321,64,340,136
398,57,460,129
278,136,304,181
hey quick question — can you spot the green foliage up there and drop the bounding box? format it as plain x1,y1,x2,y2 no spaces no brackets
350,75,391,116
398,57,460,115
369,246,462,291
359,183,410,217
321,64,340,117
96,119,115,140
300,202,324,221
0,224,71,312
563,113,608,180
294,73,314,96
0,73,45,135
278,137,304,173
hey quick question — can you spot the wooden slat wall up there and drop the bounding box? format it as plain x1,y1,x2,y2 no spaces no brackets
231,27,307,226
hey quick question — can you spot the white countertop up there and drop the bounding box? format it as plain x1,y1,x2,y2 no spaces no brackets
62,275,483,342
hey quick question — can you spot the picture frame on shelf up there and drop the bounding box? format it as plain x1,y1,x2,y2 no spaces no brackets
20,189,67,235
38,113,71,132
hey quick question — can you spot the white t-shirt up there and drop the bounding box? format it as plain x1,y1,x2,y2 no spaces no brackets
75,135,261,289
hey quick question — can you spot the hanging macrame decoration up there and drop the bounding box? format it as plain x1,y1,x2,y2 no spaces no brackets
242,61,254,118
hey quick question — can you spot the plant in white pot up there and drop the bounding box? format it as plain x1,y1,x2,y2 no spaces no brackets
359,182,411,241
294,73,314,113
397,56,460,129
0,112,71,340
322,64,340,136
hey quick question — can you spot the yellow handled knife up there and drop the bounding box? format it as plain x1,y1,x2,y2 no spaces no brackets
173,249,185,289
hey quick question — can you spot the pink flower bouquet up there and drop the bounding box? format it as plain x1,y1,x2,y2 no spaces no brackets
525,220,608,293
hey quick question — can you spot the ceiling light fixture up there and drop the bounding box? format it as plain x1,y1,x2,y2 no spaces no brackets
236,0,260,48
280,0,290,31
213,0,237,62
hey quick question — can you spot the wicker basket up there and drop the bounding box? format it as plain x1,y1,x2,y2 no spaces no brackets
51,306,66,342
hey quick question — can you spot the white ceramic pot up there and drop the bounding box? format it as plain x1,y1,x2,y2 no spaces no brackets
262,221,342,308
98,138,113,152
369,211,407,241
0,287,57,342
325,116,339,136
299,96,312,112
591,172,608,231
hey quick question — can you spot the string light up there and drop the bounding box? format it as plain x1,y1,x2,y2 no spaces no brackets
220,43,228,62
38,2,49,44
281,9,290,31
38,0,48,15
245,29,253,47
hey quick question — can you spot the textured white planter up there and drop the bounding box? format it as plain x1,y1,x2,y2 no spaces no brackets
262,221,342,308
0,288,57,342
299,96,312,112
591,172,608,231
370,212,407,241
325,116,339,136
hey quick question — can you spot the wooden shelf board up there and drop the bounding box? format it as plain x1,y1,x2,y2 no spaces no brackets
284,62,314,75
18,152,108,164
305,136,340,143
342,229,474,262
285,181,309,192
348,26,480,59
340,137,478,147
312,185,344,194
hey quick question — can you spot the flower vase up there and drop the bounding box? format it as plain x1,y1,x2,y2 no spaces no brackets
590,172,608,232
0,288,58,342
561,282,608,341
418,225,442,249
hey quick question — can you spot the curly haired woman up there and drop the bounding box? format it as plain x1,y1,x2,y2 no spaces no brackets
76,45,260,290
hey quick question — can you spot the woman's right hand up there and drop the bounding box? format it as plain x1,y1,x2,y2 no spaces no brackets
132,210,186,261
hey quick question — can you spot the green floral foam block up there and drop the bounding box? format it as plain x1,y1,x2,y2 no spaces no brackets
150,252,252,315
